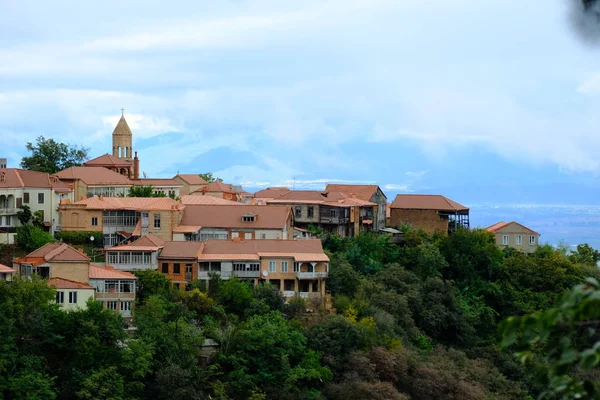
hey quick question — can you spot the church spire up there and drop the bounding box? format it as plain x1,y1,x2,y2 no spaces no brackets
112,109,133,161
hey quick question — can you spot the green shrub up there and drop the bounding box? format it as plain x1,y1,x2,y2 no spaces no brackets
55,231,103,247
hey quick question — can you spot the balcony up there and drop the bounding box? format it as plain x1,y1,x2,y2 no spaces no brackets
283,290,296,298
233,270,260,278
198,271,232,279
0,208,18,215
297,272,328,279
299,292,322,299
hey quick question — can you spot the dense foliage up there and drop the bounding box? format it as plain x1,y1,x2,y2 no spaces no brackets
1,229,598,399
20,136,89,174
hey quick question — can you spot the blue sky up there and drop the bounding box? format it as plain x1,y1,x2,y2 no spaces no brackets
2,0,600,210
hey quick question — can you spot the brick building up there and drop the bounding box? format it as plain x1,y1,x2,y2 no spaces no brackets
388,194,469,234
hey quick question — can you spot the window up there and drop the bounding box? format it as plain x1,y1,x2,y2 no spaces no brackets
5,216,10,226
261,233,267,239
232,232,239,238
516,235,522,245
269,261,276,272
502,235,509,245
249,263,260,271
154,214,161,229
69,292,77,304
56,291,64,304
293,262,300,272
242,215,255,222
106,301,117,311
162,263,169,273
244,232,252,240
233,263,246,271
281,261,288,273
330,209,337,218
120,281,133,293
91,217,98,226
24,192,29,204
38,193,44,204
295,206,302,218
105,280,119,292
307,206,314,218
0,174,4,183
121,302,131,312
173,263,181,274
529,235,536,245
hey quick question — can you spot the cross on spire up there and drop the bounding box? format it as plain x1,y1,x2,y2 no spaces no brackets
121,108,125,116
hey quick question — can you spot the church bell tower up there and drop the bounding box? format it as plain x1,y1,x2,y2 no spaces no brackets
112,108,133,163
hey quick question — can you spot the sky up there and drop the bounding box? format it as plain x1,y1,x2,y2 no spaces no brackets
2,0,600,217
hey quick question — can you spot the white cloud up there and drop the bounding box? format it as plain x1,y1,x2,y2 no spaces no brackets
384,184,414,192
577,73,600,94
102,114,178,139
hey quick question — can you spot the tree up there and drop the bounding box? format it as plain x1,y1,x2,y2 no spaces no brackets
32,210,45,229
570,243,600,266
20,136,89,174
198,173,222,183
16,205,32,225
128,185,167,198
133,270,173,305
215,277,254,315
15,225,54,251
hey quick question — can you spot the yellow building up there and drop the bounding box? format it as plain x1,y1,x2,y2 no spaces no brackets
14,242,91,283
485,221,540,253
48,277,95,311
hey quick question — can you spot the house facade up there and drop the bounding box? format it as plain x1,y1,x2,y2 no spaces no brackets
195,181,239,201
173,174,208,196
131,178,183,198
157,241,203,289
58,197,183,247
55,166,133,201
48,278,95,311
0,264,15,281
89,265,137,317
485,221,540,253
105,234,165,271
173,204,294,241
0,169,73,242
14,242,91,282
325,184,388,231
388,194,470,234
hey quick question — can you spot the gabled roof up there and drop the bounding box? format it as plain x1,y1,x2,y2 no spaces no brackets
26,243,90,262
158,241,205,259
64,196,181,211
173,174,208,185
484,221,540,235
180,195,242,206
105,234,165,252
268,190,374,207
201,181,235,193
198,239,329,262
131,178,183,187
325,184,385,201
0,168,72,191
269,190,329,203
112,115,133,137
89,264,137,280
84,154,131,167
55,166,132,186
179,205,290,229
253,187,291,199
391,194,468,212
0,263,15,273
47,277,93,290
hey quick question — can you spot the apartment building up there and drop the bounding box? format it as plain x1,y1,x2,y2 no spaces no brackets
0,168,73,242
58,197,183,247
104,234,165,271
173,204,293,241
89,264,137,317
485,221,540,253
173,174,208,196
55,166,132,201
325,184,388,231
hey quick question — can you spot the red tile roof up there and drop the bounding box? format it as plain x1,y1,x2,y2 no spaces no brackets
325,184,384,201
84,153,131,167
201,181,235,193
484,221,539,235
47,277,93,290
0,263,15,273
26,243,90,262
89,264,137,280
198,239,329,262
391,194,468,212
173,174,208,185
179,205,290,229
67,196,181,211
253,187,291,199
131,178,183,187
55,167,132,186
158,241,205,259
181,195,242,205
105,234,165,252
268,190,375,207
0,168,72,191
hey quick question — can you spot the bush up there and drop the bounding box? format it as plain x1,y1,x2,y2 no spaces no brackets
15,225,54,252
54,231,103,247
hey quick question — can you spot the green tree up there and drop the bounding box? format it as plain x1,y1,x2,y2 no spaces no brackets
305,315,363,371
327,254,362,297
216,278,254,315
199,173,222,183
128,185,167,198
16,205,32,225
76,366,125,400
32,210,45,228
134,269,173,304
20,136,89,174
15,224,54,251
570,243,600,266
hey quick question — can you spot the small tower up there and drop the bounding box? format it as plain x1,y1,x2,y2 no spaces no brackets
112,109,133,163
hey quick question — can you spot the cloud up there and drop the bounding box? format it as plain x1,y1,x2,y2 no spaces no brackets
577,73,600,94
384,184,414,192
102,114,178,139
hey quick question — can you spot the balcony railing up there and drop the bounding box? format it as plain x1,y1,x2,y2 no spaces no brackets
0,208,18,215
198,271,233,279
297,272,328,279
299,292,322,299
283,291,296,297
233,270,260,278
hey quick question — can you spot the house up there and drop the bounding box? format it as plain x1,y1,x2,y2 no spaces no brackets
194,181,239,201
0,168,73,242
0,263,16,281
196,239,330,304
14,242,91,282
180,195,241,206
268,190,377,237
173,205,294,241
388,194,469,234
172,174,208,196
131,178,183,198
55,166,133,201
105,234,165,271
158,241,204,288
485,221,540,253
325,184,388,231
48,278,95,311
89,264,137,317
252,187,291,205
58,197,183,247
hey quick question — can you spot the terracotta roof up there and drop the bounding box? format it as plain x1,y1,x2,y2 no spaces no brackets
180,205,290,229
484,221,540,235
26,243,90,262
158,241,204,259
325,184,385,201
0,263,15,273
84,154,131,167
47,277,93,290
202,181,235,193
131,178,183,187
89,264,137,280
271,190,328,202
386,202,391,218
326,197,377,207
113,115,133,137
253,187,291,199
268,190,373,207
391,194,468,212
173,225,202,233
55,167,132,185
0,168,71,191
180,195,242,206
105,232,165,251
66,196,181,211
174,174,208,185
198,239,329,262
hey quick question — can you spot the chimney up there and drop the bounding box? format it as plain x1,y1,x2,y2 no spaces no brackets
351,193,356,198
133,152,140,180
